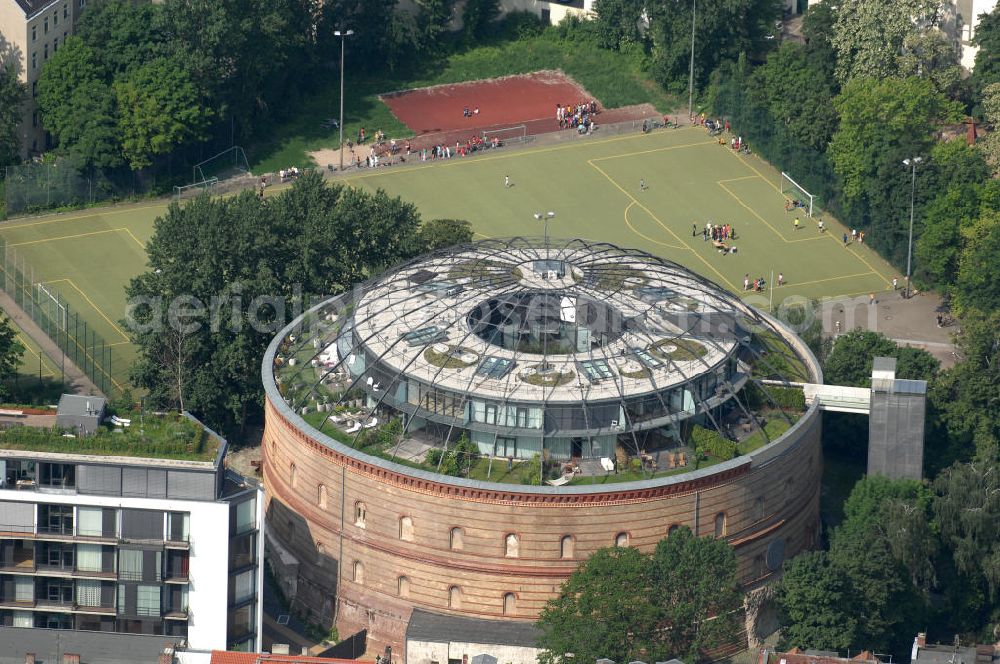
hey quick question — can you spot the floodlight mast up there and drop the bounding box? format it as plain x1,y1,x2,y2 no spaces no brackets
902,156,922,299
335,29,354,172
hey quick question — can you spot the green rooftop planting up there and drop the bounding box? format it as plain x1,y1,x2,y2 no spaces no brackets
0,413,218,462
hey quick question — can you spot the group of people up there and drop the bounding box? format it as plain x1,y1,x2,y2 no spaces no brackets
462,105,481,117
418,134,504,162
842,228,868,246
278,166,301,181
697,222,736,242
556,100,598,132
744,274,769,292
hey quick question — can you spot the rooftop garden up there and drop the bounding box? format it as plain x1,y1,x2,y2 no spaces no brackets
521,365,576,387
650,339,708,362
0,412,219,462
447,260,524,283
589,265,648,291
424,345,480,369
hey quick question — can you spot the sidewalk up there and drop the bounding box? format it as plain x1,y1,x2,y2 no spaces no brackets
0,290,102,396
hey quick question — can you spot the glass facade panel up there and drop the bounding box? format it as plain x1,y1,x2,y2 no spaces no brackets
136,585,160,617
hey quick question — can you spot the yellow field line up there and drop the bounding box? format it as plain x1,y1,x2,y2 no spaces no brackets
473,231,493,239
15,334,55,378
624,202,684,250
0,203,163,231
588,159,738,292
717,175,762,184
590,138,717,163
8,227,145,248
44,278,130,343
772,271,877,288
123,228,146,250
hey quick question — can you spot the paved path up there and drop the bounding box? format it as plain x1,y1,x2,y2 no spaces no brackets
0,290,102,396
823,289,958,367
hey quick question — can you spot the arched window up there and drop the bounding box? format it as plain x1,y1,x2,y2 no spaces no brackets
318,484,328,509
667,524,680,537
399,516,414,541
398,576,410,598
503,592,516,615
353,560,364,584
560,535,574,559
755,496,764,520
714,512,727,538
450,527,463,550
289,463,297,488
615,532,629,547
448,585,461,609
354,502,366,528
504,533,519,558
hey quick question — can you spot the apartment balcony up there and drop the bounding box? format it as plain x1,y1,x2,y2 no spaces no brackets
163,606,189,620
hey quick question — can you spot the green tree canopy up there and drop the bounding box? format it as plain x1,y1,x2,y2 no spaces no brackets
972,4,1000,103
537,528,740,664
934,460,1000,597
461,0,500,40
776,551,858,650
126,172,424,438
592,0,646,51
824,330,939,387
831,0,939,83
0,64,27,169
114,56,212,170
418,219,474,251
0,316,23,401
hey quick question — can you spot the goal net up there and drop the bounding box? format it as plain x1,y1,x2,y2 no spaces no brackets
780,172,816,217
482,125,529,145
173,177,219,201
193,146,250,184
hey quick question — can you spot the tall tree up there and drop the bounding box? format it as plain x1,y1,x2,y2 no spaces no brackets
933,460,1000,596
461,0,500,40
415,0,454,45
972,4,1000,102
536,546,659,664
649,527,741,661
114,56,212,170
955,211,1000,314
36,37,122,167
776,551,858,651
0,64,26,169
0,316,23,400
977,83,1000,175
831,0,939,83
592,0,647,51
418,219,474,251
824,330,939,387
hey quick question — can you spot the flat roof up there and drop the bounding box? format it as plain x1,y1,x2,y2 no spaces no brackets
406,608,541,649
0,626,178,664
56,394,107,418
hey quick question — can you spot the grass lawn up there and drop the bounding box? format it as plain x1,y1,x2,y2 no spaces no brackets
0,126,897,394
248,31,674,173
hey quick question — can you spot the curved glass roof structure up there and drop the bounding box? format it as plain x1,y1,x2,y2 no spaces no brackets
267,238,817,479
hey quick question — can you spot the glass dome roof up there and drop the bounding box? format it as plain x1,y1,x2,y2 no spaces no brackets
265,237,818,484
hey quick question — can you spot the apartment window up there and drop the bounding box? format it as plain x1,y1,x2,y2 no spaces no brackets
119,550,143,581
560,535,574,559
14,576,33,602
448,585,461,609
32,26,37,42
168,512,190,542
399,516,413,541
232,569,254,604
53,37,58,51
397,576,410,597
449,527,463,550
76,544,103,572
289,463,297,488
504,533,519,558
45,578,72,603
714,512,727,538
503,592,516,615
44,18,48,34
354,502,366,528
615,532,629,547
43,44,48,60
12,611,32,627
756,496,765,520
229,532,255,571
32,53,37,70
317,484,327,509
53,11,58,26
76,580,101,607
136,585,160,617
39,504,73,534
64,4,68,19
234,499,255,535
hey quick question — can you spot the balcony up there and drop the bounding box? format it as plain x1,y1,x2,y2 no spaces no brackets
0,547,35,573
163,606,189,620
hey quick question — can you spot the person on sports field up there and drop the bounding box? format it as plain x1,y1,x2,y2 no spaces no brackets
504,175,510,188
640,178,646,191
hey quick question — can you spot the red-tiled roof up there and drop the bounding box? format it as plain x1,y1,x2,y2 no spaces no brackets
210,651,359,664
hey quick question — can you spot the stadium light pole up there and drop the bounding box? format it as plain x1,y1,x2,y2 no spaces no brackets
902,156,922,299
335,29,354,172
534,211,556,251
687,0,696,122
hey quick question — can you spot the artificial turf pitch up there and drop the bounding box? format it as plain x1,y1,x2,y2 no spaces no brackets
0,126,896,391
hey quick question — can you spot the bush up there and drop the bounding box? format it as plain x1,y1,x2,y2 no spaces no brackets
745,384,806,411
499,11,546,41
690,424,738,460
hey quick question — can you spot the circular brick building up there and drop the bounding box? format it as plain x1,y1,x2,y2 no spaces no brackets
261,238,823,653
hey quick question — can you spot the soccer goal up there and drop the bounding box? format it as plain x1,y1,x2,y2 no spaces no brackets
482,125,529,145
193,145,250,184
173,177,219,201
780,172,817,217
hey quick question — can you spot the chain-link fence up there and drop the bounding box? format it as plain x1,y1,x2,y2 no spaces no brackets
0,239,118,396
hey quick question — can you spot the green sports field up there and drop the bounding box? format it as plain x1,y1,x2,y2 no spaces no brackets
0,126,897,392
